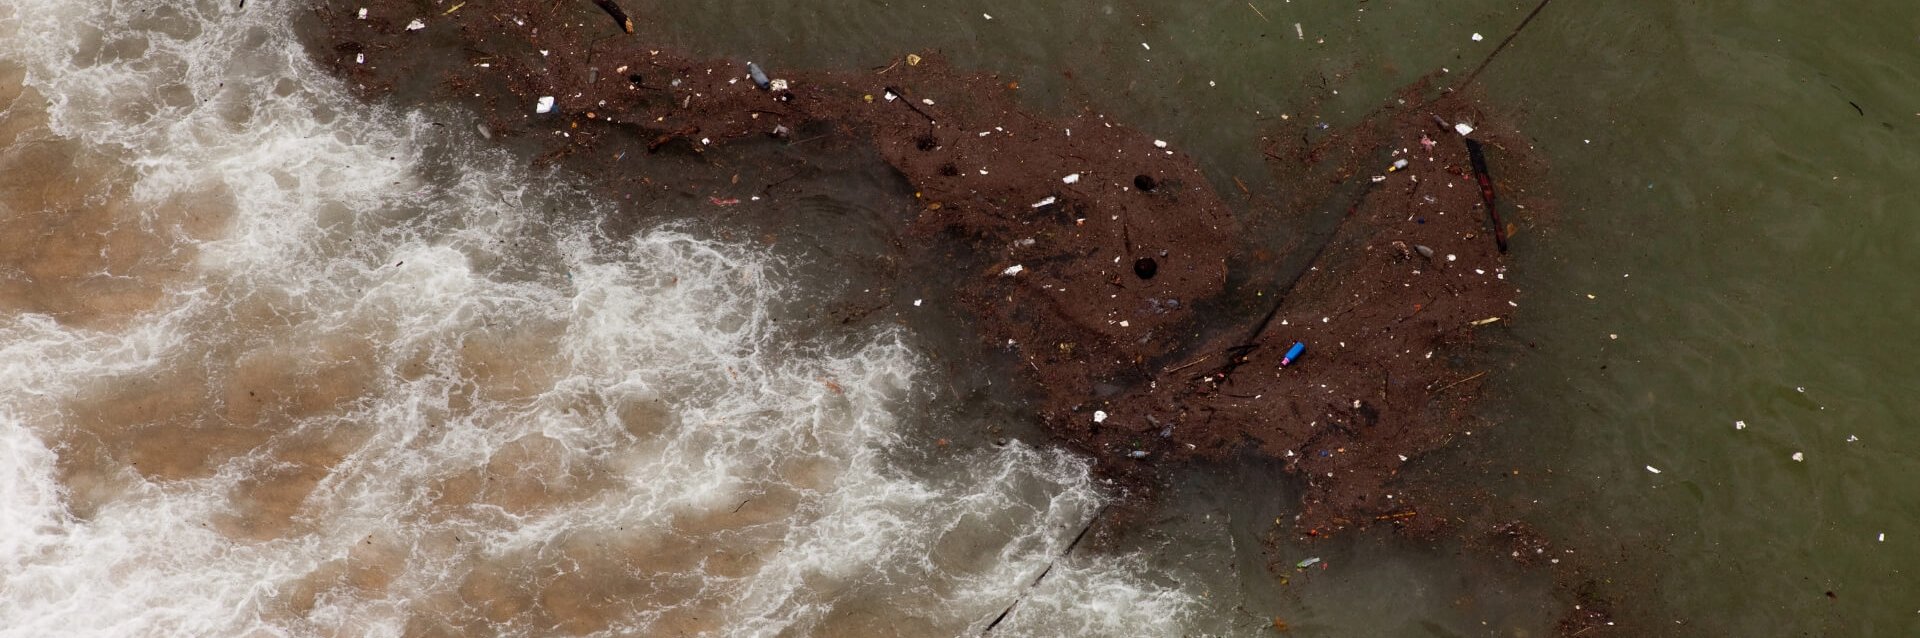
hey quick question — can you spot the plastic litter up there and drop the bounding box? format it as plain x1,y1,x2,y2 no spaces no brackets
1127,450,1149,459
1792,452,1805,462
406,18,425,31
746,62,770,90
1454,122,1476,136
1062,173,1081,184
1001,264,1024,276
1646,465,1661,474
535,96,555,113
1296,557,1321,568
1281,342,1306,366
1093,410,1109,423
1031,196,1057,208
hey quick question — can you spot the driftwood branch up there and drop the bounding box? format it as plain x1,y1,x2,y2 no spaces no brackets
589,0,635,34
980,505,1109,634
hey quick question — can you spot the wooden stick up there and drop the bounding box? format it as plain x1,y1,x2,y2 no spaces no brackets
982,505,1109,634
1464,139,1509,253
590,0,635,34
1461,0,1555,88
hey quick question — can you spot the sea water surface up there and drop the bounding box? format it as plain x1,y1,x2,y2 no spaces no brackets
3,0,1919,636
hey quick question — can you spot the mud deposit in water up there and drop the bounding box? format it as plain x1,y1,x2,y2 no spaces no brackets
295,0,1635,630
302,0,1628,632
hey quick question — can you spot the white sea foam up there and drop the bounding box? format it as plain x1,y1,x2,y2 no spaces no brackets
0,0,1200,635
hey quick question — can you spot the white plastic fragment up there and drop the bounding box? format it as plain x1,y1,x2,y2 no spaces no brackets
406,18,426,31
1454,122,1475,136
1296,557,1321,568
1141,42,1151,50
1294,23,1304,39
535,96,555,113
1031,196,1057,208
1472,32,1485,41
355,53,365,64
1879,533,1886,542
1062,173,1081,184
1001,264,1024,276
769,79,789,91
1646,465,1662,474
1153,139,1168,148
357,7,368,19
1734,420,1747,430
1792,452,1805,462
922,98,935,105
1093,411,1108,423
983,13,992,19
883,91,897,101
914,299,923,307
1119,320,1130,327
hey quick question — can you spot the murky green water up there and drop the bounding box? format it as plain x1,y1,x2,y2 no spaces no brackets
652,0,1920,634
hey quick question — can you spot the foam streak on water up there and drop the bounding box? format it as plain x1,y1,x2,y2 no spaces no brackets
0,1,1196,636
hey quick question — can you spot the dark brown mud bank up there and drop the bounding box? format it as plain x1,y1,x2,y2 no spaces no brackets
307,1,1614,633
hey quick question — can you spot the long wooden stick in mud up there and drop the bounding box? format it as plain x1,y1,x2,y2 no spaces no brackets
590,0,635,34
980,505,1110,634
1464,139,1510,253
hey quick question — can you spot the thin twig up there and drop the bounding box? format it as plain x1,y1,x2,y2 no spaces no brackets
1430,371,1487,394
1461,0,1555,88
981,505,1109,634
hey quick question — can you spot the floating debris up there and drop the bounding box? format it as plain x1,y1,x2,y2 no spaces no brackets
747,62,770,89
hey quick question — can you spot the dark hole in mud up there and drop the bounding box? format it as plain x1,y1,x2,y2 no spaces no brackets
627,73,643,85
938,162,959,177
1133,174,1157,192
1133,257,1158,280
915,134,938,151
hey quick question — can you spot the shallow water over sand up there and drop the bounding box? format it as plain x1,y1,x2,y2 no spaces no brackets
0,1,1205,635
6,0,1920,636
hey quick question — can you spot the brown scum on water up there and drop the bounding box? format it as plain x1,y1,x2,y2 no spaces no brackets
305,1,1619,633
